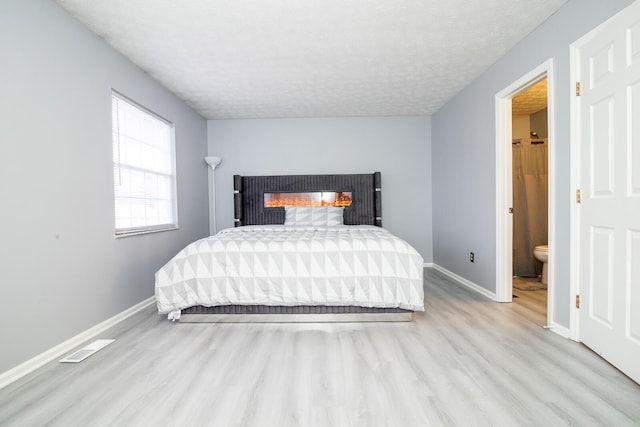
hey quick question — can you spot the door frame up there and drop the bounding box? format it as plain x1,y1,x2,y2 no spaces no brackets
495,59,556,330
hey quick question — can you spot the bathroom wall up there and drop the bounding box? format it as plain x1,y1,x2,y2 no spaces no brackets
513,109,548,141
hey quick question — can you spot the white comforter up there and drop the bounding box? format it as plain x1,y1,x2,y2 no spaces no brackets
155,225,425,315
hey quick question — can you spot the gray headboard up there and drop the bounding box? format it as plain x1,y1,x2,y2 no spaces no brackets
233,172,382,227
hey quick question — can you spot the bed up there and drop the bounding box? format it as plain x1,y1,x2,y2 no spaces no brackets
155,172,425,322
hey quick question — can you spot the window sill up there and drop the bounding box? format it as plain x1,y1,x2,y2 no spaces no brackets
115,226,179,239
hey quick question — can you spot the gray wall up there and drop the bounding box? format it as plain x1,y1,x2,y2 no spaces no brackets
431,0,633,327
0,0,209,374
207,117,432,261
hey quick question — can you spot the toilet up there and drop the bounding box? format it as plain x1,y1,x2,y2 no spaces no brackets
533,245,548,285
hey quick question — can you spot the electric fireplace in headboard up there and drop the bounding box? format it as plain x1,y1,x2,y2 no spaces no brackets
233,172,382,227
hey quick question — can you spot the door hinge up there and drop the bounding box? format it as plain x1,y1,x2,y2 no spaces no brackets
576,189,582,203
509,207,513,214
576,295,581,309
576,81,581,96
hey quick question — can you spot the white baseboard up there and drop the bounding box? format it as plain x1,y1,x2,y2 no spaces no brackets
0,296,155,390
423,262,434,268
548,322,572,340
432,264,497,301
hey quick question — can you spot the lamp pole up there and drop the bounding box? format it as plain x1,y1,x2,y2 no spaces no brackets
204,156,222,235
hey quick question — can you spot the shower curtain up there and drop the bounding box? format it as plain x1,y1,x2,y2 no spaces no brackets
512,143,548,277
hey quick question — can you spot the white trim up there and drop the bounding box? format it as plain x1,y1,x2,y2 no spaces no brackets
495,92,514,303
423,262,434,268
0,297,155,390
548,322,572,340
114,226,179,239
495,59,556,330
547,61,557,335
432,264,497,301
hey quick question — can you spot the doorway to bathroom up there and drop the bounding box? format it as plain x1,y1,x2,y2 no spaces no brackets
495,60,556,330
511,80,548,325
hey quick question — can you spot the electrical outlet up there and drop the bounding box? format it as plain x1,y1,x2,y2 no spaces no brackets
470,252,475,263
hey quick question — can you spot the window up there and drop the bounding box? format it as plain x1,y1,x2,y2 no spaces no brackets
111,91,177,236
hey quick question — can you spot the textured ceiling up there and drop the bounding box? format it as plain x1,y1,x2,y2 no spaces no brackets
512,79,548,116
55,0,566,119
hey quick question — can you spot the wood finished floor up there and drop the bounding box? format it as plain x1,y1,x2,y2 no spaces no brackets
1,269,639,426
512,276,547,327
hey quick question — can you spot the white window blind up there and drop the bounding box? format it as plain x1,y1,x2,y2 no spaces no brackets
111,92,177,236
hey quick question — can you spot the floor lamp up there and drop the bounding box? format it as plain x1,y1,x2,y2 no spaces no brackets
205,156,222,235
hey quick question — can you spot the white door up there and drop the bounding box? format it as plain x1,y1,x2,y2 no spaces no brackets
578,1,640,384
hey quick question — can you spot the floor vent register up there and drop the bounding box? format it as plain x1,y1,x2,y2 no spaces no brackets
60,339,115,363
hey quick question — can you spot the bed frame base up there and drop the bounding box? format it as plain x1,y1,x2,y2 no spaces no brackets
179,312,413,323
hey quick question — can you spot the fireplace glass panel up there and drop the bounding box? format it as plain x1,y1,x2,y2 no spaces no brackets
264,192,352,208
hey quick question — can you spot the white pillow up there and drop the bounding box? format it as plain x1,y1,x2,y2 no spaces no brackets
284,206,344,226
